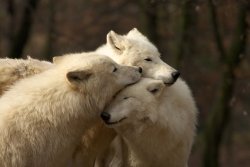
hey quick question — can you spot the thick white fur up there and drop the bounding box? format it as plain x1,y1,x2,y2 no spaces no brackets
0,52,141,167
95,29,195,167
0,28,195,167
103,78,197,167
0,57,53,95
96,28,178,84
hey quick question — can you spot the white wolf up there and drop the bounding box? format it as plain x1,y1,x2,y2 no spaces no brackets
101,78,197,167
0,28,190,166
0,28,179,95
0,57,53,95
96,28,180,85
0,52,141,167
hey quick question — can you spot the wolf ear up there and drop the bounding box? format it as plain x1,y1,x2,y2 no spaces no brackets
127,28,149,42
107,30,126,55
53,56,64,64
66,70,92,88
128,28,141,35
27,55,33,60
146,80,165,97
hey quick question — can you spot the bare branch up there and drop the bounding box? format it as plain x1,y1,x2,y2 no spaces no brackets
207,0,226,61
228,4,248,66
8,0,40,58
203,2,248,167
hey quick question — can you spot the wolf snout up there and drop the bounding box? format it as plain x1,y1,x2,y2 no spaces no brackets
129,67,142,84
157,71,180,85
100,112,111,122
138,67,143,73
171,71,180,82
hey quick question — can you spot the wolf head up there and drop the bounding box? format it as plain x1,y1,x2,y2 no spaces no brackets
101,78,165,130
53,53,142,103
96,28,180,85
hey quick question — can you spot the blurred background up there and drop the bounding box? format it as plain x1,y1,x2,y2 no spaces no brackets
0,0,249,166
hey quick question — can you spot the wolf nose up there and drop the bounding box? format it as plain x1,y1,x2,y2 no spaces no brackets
100,112,111,121
138,67,143,73
171,71,180,81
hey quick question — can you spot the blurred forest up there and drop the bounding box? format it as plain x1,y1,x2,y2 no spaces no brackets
0,0,249,166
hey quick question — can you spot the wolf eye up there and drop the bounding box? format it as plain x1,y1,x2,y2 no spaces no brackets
150,88,159,94
113,67,117,72
144,58,152,62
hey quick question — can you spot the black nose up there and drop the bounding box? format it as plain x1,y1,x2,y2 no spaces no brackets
100,112,111,121
171,71,180,81
138,67,143,73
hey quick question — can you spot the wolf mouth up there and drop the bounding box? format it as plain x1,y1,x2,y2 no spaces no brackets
164,82,174,86
164,79,178,86
106,117,127,125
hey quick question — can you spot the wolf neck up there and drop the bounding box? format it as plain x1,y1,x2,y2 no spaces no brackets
95,44,117,59
14,70,101,136
121,122,187,167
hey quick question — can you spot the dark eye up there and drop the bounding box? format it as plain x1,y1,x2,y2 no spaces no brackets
123,97,129,100
113,67,117,72
144,58,152,62
150,89,158,94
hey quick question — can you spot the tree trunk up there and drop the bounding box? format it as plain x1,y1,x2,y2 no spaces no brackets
203,66,234,167
138,0,159,45
207,0,226,61
174,0,192,68
203,2,248,167
6,0,15,56
44,0,56,61
8,0,40,58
